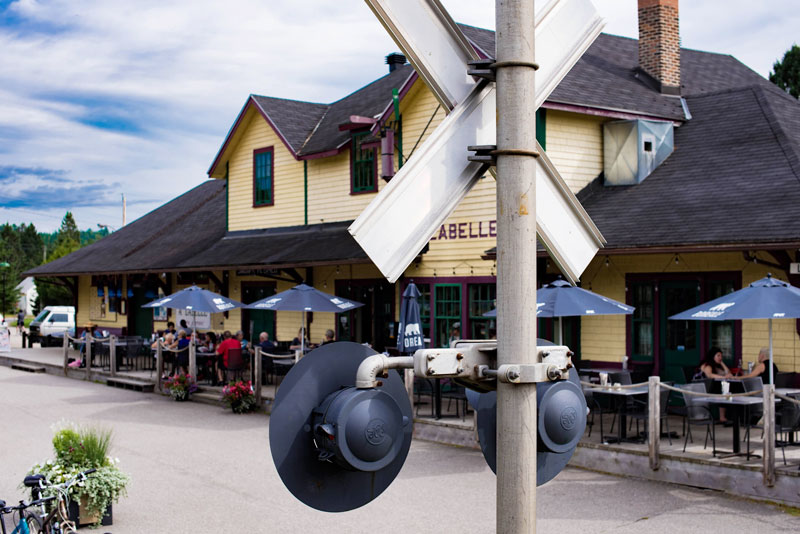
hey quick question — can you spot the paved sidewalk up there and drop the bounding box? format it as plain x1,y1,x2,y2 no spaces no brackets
1,366,798,533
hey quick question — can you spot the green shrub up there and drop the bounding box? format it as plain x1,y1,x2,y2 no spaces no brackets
52,424,112,468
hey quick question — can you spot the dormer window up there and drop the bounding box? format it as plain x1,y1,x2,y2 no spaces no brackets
351,131,377,194
253,147,274,207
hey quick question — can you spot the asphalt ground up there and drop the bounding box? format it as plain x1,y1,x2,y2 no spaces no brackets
0,366,798,533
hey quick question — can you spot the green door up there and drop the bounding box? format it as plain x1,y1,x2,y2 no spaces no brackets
130,288,153,338
241,283,275,343
659,281,700,378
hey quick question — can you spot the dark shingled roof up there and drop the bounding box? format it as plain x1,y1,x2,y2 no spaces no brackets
25,182,367,276
179,221,367,270
458,26,782,121
251,96,328,154
578,85,800,249
298,65,414,156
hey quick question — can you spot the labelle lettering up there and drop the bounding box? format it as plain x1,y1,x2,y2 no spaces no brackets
431,220,497,240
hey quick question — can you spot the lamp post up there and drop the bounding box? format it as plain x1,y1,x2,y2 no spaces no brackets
0,262,9,320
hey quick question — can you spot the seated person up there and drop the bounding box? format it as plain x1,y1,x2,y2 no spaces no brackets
289,328,312,351
164,321,177,336
740,347,779,383
257,331,276,352
321,329,335,345
198,331,217,353
699,346,733,423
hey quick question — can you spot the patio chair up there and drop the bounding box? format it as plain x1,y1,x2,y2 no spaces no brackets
680,382,716,455
742,376,764,441
776,400,800,466
414,377,435,417
441,382,468,421
580,373,597,437
224,348,246,382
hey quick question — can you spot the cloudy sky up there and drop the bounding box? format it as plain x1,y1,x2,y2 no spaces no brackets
0,0,797,232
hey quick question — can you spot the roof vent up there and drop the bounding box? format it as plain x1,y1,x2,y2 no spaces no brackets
603,119,674,186
386,53,407,73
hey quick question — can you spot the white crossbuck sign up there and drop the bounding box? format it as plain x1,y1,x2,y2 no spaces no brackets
349,0,606,284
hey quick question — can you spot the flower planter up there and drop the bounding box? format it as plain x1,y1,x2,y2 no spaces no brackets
68,496,113,528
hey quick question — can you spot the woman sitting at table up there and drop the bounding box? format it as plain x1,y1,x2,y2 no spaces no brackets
197,332,217,353
699,346,733,423
289,327,312,351
740,347,779,384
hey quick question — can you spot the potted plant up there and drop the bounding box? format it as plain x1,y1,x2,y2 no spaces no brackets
221,380,257,413
164,374,198,401
26,423,130,527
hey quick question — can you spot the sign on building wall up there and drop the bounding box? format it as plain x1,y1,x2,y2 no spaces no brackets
175,309,211,330
430,220,497,241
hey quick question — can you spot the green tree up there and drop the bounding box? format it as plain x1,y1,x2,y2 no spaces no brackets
0,224,23,316
769,44,800,99
37,213,81,307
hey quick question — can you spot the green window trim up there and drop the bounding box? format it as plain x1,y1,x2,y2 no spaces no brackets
253,147,274,207
536,108,546,150
351,131,377,193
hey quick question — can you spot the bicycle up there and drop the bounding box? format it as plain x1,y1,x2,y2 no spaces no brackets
24,468,96,534
0,496,54,534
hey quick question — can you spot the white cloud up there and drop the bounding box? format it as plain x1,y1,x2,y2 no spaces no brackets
0,0,796,232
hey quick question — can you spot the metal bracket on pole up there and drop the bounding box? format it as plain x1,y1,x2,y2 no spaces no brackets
412,341,572,388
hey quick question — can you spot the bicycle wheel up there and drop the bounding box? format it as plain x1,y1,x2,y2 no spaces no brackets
24,512,44,533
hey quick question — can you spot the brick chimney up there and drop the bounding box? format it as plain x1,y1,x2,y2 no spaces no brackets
638,0,680,95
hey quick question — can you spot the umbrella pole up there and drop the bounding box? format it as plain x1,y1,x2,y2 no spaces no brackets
769,318,774,385
557,317,563,345
302,310,306,354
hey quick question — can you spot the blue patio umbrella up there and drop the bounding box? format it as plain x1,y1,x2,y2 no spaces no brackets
670,274,800,385
483,279,634,343
142,285,245,334
397,282,424,354
245,283,364,352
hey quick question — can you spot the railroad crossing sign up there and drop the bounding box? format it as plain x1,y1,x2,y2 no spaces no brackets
349,0,606,283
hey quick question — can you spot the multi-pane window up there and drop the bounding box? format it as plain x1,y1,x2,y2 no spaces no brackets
434,284,461,347
469,283,496,339
708,281,736,364
352,132,376,193
632,283,654,361
253,148,273,206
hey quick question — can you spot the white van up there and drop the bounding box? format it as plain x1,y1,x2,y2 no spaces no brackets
29,306,76,347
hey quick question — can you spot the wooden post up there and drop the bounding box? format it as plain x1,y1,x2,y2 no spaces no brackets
648,376,660,470
254,346,263,405
62,331,69,375
404,368,415,414
156,343,164,392
110,336,117,377
763,383,776,487
85,334,92,381
496,0,538,530
189,341,197,379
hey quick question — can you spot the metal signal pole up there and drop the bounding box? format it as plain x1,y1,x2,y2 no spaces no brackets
495,0,538,532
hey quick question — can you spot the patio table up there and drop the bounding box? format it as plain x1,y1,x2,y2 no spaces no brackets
695,395,779,459
592,385,648,444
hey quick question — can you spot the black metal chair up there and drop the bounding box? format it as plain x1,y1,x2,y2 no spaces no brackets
776,399,800,467
441,382,468,420
414,377,435,417
680,382,716,455
741,376,764,442
629,385,673,445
